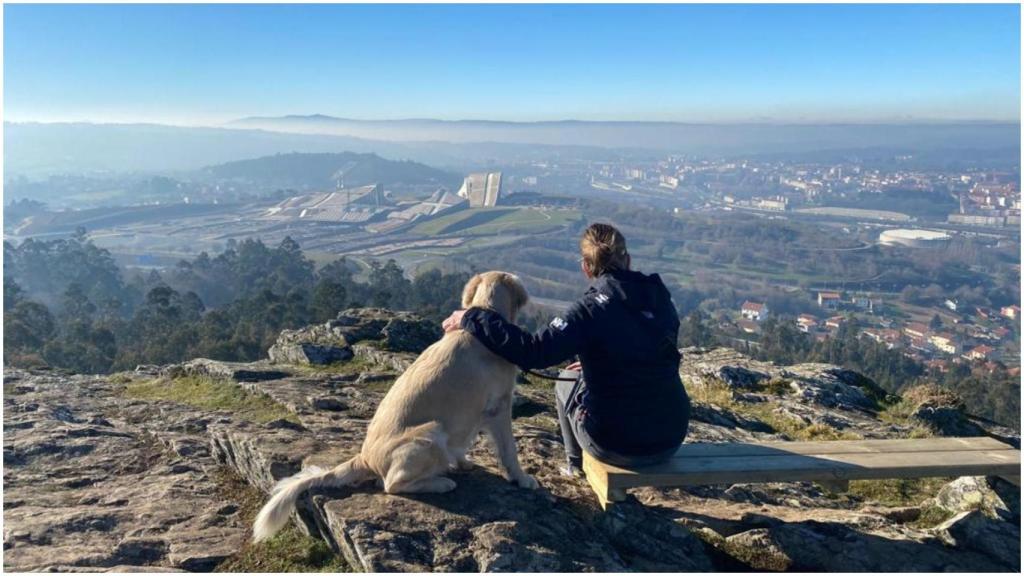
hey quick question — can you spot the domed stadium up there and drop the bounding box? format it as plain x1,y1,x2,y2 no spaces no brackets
878,228,952,248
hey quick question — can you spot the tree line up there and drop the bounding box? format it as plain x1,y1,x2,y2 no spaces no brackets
4,235,470,373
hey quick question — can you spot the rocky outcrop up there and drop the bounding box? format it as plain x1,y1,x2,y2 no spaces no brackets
681,347,776,389
3,370,249,572
720,519,1013,571
680,347,880,411
896,384,988,437
4,334,1021,572
267,324,354,365
934,510,1021,568
162,358,291,382
267,308,440,365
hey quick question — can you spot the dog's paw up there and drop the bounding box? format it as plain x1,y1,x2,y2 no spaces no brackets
514,474,539,490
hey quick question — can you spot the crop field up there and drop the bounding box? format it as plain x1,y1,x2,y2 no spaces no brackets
464,207,580,235
411,207,580,236
409,209,508,235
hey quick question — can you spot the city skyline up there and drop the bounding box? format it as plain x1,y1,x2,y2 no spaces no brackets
4,3,1021,125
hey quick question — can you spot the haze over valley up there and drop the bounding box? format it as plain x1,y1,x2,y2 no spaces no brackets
5,116,1020,404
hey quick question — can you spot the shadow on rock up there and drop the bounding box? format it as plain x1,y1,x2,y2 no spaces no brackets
306,465,713,572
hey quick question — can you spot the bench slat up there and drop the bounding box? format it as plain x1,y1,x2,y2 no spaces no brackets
664,437,1013,460
600,449,1021,489
582,438,1022,509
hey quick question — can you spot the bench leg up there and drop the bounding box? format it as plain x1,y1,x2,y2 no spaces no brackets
582,452,627,510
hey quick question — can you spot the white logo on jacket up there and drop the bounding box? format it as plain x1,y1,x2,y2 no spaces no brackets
549,317,568,331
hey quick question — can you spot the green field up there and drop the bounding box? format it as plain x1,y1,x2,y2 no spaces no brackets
410,209,500,235
411,207,580,236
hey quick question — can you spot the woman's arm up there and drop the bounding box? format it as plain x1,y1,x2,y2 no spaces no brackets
457,303,591,370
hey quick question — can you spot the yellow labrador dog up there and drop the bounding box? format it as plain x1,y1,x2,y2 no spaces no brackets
253,271,538,542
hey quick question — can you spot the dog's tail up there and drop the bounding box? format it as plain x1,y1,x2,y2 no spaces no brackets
252,455,373,543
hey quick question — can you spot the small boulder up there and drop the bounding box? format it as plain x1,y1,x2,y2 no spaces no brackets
267,324,354,366
784,365,876,411
913,405,984,436
725,528,793,571
380,317,442,353
896,384,984,436
934,509,1021,569
934,476,1013,520
718,366,768,389
268,308,440,365
331,307,394,341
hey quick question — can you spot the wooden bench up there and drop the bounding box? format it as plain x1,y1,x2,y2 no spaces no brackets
581,437,1021,509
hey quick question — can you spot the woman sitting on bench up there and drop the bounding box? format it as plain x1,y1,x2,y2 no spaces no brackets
442,223,690,476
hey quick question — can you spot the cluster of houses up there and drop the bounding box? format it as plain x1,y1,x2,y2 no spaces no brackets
878,320,1010,373
733,291,1019,374
796,313,846,338
876,303,1016,367
736,299,847,340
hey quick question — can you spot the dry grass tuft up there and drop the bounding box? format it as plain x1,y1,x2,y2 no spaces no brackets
122,375,299,424
212,468,350,573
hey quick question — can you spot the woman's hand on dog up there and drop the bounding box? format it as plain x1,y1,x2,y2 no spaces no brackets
442,309,466,333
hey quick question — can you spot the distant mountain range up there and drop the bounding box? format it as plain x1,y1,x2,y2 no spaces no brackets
200,152,460,190
2,122,633,177
229,114,1021,153
4,118,1019,178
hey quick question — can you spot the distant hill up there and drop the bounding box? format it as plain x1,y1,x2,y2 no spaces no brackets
2,122,628,177
200,152,460,190
2,122,435,176
229,114,1021,154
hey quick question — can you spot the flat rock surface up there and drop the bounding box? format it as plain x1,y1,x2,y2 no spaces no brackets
4,339,1021,572
3,370,248,572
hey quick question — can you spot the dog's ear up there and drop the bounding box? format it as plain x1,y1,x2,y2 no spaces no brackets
461,273,484,308
502,274,529,313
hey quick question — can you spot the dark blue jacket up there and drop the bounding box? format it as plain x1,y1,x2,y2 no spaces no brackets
460,268,690,456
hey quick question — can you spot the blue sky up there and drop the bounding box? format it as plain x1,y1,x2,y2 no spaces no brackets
4,3,1020,124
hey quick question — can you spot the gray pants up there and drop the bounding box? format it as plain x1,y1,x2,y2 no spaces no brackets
555,371,678,468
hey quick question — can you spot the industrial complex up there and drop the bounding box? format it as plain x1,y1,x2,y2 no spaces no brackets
263,184,388,224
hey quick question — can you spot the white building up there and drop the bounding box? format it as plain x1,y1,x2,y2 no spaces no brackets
458,172,502,207
741,301,768,322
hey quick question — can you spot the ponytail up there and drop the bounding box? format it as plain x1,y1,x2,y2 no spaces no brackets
580,223,629,276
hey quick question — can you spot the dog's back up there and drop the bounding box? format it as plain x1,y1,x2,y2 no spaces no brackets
362,331,513,465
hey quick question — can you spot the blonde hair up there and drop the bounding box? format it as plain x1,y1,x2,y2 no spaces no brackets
580,223,629,276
